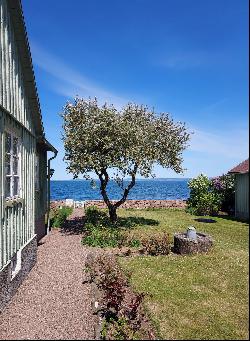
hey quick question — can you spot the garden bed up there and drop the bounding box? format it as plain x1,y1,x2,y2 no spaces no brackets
84,249,157,340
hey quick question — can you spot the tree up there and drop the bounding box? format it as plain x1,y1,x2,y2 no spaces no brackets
62,98,190,223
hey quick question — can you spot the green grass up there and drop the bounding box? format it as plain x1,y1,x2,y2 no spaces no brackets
116,208,249,340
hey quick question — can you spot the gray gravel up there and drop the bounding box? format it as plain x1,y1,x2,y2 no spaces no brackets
0,229,95,340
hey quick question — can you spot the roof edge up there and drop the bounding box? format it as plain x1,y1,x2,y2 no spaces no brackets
228,158,249,174
37,137,58,154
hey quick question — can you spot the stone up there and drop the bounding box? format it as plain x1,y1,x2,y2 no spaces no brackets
174,232,213,255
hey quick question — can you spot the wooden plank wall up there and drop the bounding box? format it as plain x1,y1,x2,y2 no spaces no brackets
235,174,249,220
0,110,36,269
0,0,36,269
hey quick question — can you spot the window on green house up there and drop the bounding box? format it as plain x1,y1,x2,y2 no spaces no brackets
5,132,21,199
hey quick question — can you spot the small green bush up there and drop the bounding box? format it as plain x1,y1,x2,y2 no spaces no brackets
82,223,125,248
85,206,106,225
52,206,73,228
187,174,222,216
141,233,171,256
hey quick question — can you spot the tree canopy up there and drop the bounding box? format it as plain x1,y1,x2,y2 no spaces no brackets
62,97,190,222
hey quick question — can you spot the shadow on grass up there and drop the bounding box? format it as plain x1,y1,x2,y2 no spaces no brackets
194,218,217,223
117,216,159,229
84,208,159,230
216,214,249,224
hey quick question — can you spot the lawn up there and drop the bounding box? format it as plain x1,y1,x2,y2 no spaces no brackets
117,208,249,340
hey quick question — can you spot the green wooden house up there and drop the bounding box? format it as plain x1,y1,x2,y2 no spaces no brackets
0,0,57,312
229,159,249,221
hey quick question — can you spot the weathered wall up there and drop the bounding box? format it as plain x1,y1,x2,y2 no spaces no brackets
235,173,249,220
0,235,37,313
0,0,37,269
35,215,46,242
0,0,35,134
0,110,36,270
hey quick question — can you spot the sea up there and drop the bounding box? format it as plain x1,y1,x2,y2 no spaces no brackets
51,178,190,201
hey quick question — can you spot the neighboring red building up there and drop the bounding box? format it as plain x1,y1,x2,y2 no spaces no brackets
229,159,249,220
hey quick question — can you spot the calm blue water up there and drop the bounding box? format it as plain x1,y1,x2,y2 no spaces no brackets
51,179,190,201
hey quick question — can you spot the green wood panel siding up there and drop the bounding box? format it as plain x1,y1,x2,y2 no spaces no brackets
0,103,36,270
35,149,47,219
235,173,249,220
0,110,3,267
0,0,35,134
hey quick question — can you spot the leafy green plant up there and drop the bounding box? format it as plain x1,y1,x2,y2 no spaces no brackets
128,239,141,248
101,317,135,340
85,206,108,225
52,206,73,228
187,174,222,216
82,224,125,248
211,173,235,214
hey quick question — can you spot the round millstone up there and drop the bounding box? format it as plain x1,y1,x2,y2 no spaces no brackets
173,232,213,255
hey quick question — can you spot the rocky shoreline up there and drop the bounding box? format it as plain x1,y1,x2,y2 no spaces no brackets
51,199,187,210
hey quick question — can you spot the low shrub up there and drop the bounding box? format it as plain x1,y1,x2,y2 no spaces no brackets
141,233,171,256
52,206,73,228
82,223,125,248
211,173,235,214
85,253,152,340
83,207,170,255
85,206,109,226
187,174,222,216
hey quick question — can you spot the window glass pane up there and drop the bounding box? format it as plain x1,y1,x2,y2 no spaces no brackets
13,177,19,196
5,133,11,153
5,154,11,175
5,177,11,198
13,137,18,155
13,156,18,175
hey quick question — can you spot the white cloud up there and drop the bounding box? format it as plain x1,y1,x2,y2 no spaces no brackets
30,42,128,108
189,127,249,159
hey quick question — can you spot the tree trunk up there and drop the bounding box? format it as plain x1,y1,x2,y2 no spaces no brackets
97,166,138,225
108,205,118,223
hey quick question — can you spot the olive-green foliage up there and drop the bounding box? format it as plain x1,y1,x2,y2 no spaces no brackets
51,206,73,228
187,174,222,215
83,206,125,248
62,98,190,178
61,98,190,221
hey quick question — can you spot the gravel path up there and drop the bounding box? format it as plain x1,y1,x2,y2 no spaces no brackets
0,228,95,340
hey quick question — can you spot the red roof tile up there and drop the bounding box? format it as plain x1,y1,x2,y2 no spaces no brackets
229,159,249,174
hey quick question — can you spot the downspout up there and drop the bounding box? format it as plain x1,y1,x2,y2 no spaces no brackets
47,150,57,233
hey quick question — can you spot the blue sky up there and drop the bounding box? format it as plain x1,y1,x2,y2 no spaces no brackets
22,0,249,180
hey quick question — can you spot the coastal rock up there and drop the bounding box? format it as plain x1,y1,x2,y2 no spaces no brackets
51,199,187,210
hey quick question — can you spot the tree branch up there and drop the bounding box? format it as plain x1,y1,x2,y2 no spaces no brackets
97,168,111,208
114,164,138,208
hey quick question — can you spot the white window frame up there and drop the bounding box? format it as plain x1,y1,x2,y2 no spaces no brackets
5,130,22,200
